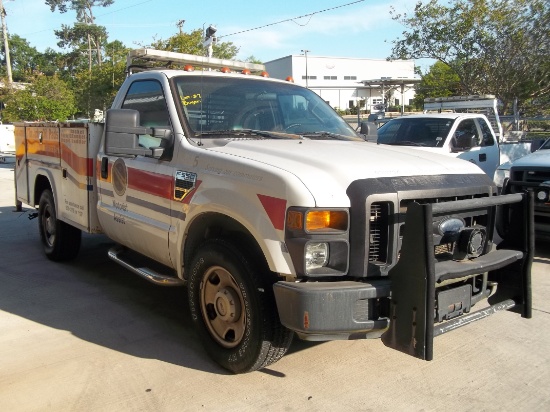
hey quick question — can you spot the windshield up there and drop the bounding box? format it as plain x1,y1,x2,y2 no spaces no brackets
539,139,550,150
377,118,455,147
173,75,359,140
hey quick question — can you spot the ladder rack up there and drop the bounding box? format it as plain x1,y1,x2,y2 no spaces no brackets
424,95,503,140
126,48,265,74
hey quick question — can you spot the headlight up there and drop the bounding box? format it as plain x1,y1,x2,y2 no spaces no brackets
286,208,350,277
305,242,329,272
493,168,509,188
536,189,548,202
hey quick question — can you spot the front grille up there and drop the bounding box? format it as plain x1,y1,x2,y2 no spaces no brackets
367,194,490,268
512,168,550,185
368,202,391,264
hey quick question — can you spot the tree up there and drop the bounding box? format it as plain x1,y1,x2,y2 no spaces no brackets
413,61,463,108
72,41,129,118
244,56,263,64
2,74,76,121
0,34,39,81
35,47,71,77
145,28,240,60
389,0,550,113
46,1,114,70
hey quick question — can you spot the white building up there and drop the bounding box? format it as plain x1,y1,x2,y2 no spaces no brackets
265,54,418,112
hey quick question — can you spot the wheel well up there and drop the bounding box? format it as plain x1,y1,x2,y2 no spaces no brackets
183,212,267,279
34,175,52,207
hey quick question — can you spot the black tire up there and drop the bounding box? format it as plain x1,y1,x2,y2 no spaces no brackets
38,189,81,261
188,239,293,373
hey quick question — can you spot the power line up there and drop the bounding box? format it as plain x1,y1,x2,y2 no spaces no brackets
219,0,366,39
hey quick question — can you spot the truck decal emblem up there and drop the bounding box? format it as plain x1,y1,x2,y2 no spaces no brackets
257,194,287,230
174,171,197,201
112,158,128,196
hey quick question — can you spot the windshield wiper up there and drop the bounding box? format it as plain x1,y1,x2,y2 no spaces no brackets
197,129,299,139
381,141,428,147
300,131,361,141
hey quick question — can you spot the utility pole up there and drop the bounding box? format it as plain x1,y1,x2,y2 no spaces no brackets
301,49,310,88
177,20,185,34
0,0,13,85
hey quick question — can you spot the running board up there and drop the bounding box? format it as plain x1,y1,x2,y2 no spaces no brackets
108,246,184,286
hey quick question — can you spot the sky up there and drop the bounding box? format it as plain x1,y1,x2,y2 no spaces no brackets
3,0,420,64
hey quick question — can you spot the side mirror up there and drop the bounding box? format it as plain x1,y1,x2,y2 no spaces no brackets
105,109,170,158
360,121,378,142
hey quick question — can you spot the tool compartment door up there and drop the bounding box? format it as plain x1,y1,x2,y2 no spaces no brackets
60,123,92,230
14,124,30,204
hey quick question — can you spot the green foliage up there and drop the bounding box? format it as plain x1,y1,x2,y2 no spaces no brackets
414,61,462,107
245,56,263,64
390,0,550,113
0,35,40,82
48,0,114,69
2,0,244,120
45,0,114,14
527,120,550,131
147,29,205,56
145,29,240,60
72,59,127,118
1,75,76,122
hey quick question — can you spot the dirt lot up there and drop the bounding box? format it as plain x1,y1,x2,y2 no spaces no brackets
1,162,549,411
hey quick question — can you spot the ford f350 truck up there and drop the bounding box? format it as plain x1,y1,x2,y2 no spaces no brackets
15,49,533,373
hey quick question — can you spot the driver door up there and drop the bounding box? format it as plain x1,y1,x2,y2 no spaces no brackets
97,79,175,266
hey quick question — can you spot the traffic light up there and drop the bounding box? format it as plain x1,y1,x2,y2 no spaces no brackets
205,25,217,43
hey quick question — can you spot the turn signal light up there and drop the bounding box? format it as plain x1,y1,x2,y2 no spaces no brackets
306,210,348,232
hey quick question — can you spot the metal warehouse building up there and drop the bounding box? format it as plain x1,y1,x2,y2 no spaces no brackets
265,54,418,113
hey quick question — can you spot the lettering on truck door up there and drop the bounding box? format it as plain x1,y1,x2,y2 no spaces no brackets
97,79,174,267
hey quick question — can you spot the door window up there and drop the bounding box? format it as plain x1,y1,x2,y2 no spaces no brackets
453,119,479,150
121,80,171,150
478,118,495,146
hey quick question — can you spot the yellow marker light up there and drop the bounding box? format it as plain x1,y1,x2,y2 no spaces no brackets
286,210,303,230
306,210,348,232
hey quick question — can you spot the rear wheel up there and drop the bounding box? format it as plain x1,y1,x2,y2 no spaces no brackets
38,189,81,261
188,239,293,373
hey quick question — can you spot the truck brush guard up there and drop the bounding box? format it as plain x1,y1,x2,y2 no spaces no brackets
381,191,533,360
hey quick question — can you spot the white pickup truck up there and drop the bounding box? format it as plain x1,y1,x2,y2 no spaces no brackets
14,49,534,373
376,113,500,176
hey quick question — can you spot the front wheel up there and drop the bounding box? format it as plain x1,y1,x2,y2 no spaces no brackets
38,189,81,261
188,239,293,373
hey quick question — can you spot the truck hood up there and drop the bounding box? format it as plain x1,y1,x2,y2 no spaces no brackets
510,149,550,168
208,139,487,205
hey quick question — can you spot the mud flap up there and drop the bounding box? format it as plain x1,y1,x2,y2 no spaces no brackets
381,192,533,360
